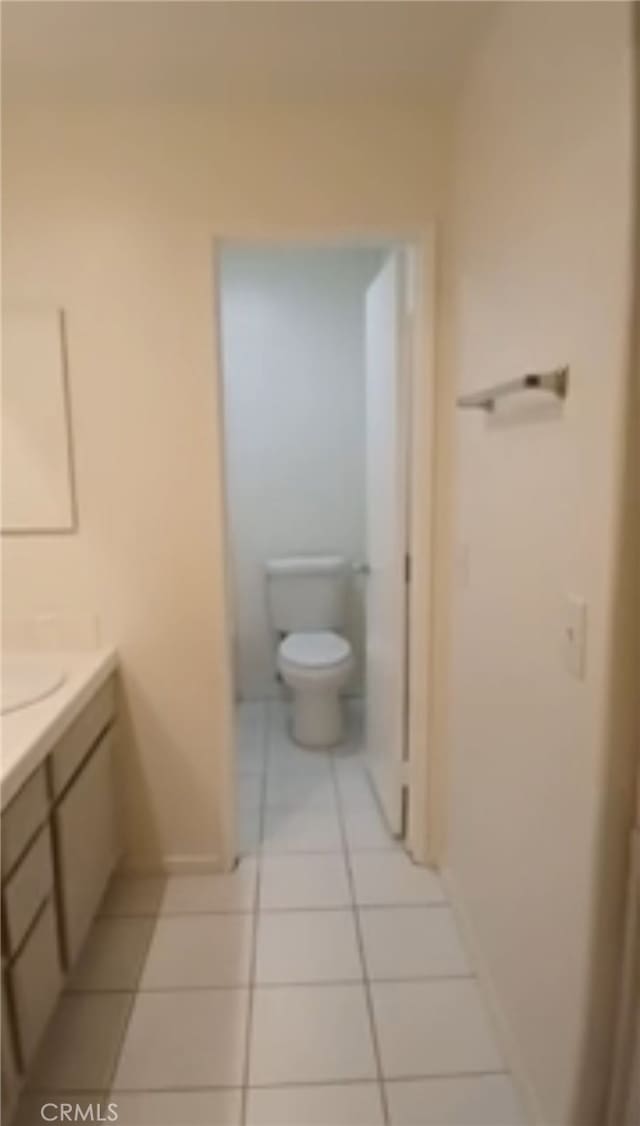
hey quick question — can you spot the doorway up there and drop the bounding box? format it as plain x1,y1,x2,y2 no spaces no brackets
213,235,434,867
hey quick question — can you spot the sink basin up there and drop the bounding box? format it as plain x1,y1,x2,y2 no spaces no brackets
1,657,66,715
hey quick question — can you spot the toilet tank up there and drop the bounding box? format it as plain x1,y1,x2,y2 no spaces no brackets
266,555,349,634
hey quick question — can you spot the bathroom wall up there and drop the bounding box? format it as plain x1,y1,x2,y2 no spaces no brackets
439,3,636,1123
221,246,379,700
1,98,445,870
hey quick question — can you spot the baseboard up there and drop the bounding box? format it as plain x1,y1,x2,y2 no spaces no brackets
121,854,224,876
442,866,545,1126
162,854,225,874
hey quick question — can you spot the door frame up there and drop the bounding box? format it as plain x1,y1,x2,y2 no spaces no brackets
211,227,437,870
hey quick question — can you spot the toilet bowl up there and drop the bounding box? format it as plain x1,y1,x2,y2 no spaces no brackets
278,630,354,748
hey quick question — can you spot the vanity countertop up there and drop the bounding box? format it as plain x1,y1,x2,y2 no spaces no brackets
1,647,117,810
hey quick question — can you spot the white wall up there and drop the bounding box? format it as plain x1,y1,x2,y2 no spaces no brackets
221,246,379,700
1,98,444,870
440,4,636,1123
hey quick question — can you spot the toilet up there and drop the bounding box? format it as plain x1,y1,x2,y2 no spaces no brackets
266,555,354,748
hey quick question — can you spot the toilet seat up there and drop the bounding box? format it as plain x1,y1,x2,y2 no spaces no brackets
279,631,351,671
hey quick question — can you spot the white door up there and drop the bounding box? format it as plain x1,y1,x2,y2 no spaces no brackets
364,251,409,835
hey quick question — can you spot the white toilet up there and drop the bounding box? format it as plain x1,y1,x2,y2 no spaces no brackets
266,554,354,748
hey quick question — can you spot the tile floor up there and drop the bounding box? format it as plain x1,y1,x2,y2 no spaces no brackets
16,700,526,1126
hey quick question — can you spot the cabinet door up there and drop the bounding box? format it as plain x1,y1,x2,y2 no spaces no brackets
4,825,55,956
55,729,118,966
10,900,62,1068
1,767,48,878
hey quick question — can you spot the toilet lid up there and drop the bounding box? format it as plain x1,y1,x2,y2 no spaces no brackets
280,631,351,669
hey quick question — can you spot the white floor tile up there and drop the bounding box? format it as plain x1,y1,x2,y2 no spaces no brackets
333,747,369,770
255,910,362,984
266,699,295,739
334,766,377,812
140,914,253,988
372,980,504,1078
268,710,332,774
237,751,266,779
249,985,377,1085
237,699,266,734
236,702,267,775
238,774,263,811
268,744,332,777
333,726,365,761
238,806,261,855
344,698,365,745
386,1075,525,1125
67,917,156,992
100,875,166,917
113,990,249,1089
344,806,397,851
260,855,351,910
265,772,337,812
111,1090,243,1125
351,853,445,906
29,994,132,1090
262,807,342,853
246,1083,384,1125
161,859,257,914
359,906,470,980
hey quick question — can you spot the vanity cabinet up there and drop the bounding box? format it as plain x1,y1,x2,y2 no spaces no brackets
1,673,118,1091
1,767,60,1073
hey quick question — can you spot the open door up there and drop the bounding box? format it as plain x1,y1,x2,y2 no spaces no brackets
364,250,409,835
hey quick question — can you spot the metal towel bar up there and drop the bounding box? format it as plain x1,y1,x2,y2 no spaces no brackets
457,366,569,412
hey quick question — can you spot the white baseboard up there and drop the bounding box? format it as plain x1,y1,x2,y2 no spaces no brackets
121,854,224,876
442,866,545,1126
161,854,225,874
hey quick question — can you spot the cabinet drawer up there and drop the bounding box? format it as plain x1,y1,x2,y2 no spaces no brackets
1,768,48,878
55,729,118,966
3,825,54,956
50,677,116,798
10,899,62,1069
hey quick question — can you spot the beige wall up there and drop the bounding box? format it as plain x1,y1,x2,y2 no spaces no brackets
441,4,636,1123
1,99,444,870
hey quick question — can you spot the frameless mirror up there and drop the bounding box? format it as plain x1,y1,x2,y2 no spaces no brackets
2,305,77,533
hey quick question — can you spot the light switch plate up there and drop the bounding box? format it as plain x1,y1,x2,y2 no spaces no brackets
565,595,587,679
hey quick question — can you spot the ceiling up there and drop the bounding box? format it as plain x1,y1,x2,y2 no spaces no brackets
2,1,495,104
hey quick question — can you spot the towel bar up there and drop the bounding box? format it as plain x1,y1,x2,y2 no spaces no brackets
457,366,569,412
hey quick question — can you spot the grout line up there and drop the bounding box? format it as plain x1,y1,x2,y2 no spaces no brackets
383,1069,512,1085
99,909,256,918
30,1066,512,1099
65,971,475,997
239,698,269,1126
97,898,450,921
330,738,392,1126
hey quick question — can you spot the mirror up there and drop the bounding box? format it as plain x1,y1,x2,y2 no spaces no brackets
2,305,77,533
